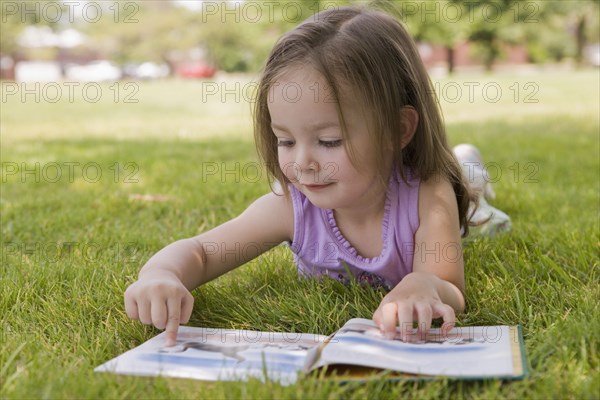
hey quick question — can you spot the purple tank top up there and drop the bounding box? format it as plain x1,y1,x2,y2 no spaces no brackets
288,167,420,290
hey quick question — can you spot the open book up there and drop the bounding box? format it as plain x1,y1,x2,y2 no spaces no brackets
95,319,527,385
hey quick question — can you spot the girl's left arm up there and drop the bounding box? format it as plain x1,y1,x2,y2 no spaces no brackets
373,176,465,340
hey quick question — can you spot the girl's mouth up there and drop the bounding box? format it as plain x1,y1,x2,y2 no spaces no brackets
303,183,333,191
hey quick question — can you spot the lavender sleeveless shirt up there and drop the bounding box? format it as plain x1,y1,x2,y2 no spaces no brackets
288,168,420,290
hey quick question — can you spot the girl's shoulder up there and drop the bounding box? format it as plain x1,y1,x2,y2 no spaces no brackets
418,173,454,196
238,189,295,243
417,173,458,221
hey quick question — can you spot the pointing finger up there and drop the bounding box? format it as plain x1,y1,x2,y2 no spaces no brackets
164,297,182,347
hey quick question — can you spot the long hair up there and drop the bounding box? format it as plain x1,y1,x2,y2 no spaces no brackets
254,5,475,235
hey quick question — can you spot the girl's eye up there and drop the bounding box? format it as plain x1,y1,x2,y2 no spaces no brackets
320,140,342,148
277,140,294,147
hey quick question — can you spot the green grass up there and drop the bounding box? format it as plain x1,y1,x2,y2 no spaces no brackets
1,69,599,398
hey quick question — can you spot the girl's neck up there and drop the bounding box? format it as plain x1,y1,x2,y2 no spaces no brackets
333,180,388,227
332,185,388,259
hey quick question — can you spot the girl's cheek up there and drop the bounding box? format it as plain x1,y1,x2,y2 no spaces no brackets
278,154,300,183
323,161,340,181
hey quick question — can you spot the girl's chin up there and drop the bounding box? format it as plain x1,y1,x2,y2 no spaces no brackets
302,195,340,211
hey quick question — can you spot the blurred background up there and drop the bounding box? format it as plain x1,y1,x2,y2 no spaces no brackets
1,0,599,82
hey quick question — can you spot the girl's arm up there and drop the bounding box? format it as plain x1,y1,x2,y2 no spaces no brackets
124,192,293,345
373,176,465,340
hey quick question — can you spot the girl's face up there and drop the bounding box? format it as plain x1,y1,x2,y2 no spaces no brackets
268,66,392,213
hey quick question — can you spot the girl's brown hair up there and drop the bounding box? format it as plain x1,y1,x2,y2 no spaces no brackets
254,5,475,235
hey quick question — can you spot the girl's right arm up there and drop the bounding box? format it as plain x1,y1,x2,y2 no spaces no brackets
124,191,293,345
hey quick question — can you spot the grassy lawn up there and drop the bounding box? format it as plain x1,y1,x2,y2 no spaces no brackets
1,69,598,398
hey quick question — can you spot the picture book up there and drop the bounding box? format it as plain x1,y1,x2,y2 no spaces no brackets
95,318,527,385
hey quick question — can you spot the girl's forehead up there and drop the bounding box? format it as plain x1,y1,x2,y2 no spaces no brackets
273,64,323,84
268,66,330,102
266,64,369,130
267,65,361,110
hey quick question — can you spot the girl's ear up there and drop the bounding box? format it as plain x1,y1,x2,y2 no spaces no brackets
400,106,419,149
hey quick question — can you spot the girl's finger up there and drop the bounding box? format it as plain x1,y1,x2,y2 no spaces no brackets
164,296,182,346
414,302,433,339
180,291,194,324
138,298,152,326
396,302,413,342
124,292,139,320
151,299,168,330
380,302,398,339
432,303,456,331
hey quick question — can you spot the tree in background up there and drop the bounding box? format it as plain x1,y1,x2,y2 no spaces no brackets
0,3,24,58
460,0,530,71
81,1,201,73
198,0,354,72
463,0,599,70
81,0,353,73
519,0,599,66
2,0,598,74
566,0,599,66
378,0,534,73
0,0,71,60
385,0,470,74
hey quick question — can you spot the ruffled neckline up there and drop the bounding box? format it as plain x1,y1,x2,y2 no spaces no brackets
323,173,396,264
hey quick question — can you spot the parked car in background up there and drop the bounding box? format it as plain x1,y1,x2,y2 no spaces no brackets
15,61,62,82
176,62,217,78
123,62,170,80
584,44,600,67
65,60,122,82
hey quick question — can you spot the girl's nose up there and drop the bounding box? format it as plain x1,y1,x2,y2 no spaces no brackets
295,148,320,173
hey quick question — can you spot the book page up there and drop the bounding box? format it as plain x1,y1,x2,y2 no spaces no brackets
95,326,329,385
316,319,520,377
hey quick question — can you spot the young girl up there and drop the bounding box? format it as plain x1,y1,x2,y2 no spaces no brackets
125,6,505,346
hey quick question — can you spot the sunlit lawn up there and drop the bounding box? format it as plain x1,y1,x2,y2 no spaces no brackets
1,68,598,398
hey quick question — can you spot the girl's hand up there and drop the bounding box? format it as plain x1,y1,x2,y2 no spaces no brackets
122,192,293,346
372,271,456,341
124,272,194,346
